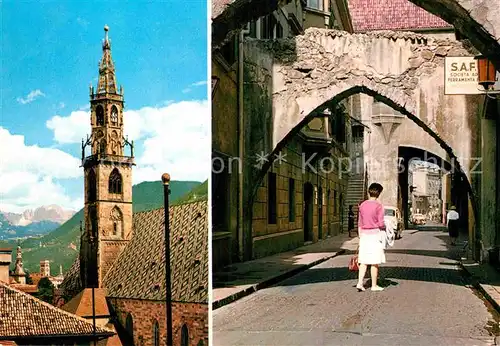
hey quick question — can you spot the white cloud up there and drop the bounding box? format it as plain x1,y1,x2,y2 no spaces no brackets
0,127,82,213
182,81,208,94
76,17,89,28
191,80,208,86
17,89,45,104
46,100,210,183
46,110,90,144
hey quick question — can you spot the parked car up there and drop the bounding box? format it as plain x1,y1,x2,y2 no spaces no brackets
412,213,427,225
384,206,403,239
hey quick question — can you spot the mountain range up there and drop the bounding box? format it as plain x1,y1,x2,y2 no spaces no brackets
0,179,208,274
0,205,76,241
2,205,76,226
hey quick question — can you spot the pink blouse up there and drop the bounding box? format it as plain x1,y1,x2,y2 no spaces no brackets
358,200,386,235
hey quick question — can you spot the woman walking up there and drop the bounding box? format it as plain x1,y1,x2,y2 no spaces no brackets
446,206,460,245
356,183,386,292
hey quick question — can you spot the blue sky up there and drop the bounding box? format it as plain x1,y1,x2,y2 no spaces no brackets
0,0,209,213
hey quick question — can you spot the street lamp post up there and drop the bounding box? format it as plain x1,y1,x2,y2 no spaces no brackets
162,173,173,346
88,233,97,346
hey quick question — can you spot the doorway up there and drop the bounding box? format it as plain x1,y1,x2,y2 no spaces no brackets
318,186,323,239
303,182,314,242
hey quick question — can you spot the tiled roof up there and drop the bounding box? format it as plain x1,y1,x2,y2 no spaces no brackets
61,201,208,304
0,283,114,338
212,0,234,19
58,256,82,299
62,288,110,317
9,284,38,294
347,0,453,32
104,201,208,303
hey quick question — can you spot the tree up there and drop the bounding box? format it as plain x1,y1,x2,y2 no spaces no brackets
25,270,33,285
37,277,54,303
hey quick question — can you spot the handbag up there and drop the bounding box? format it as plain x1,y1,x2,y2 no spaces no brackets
348,246,359,271
348,255,359,271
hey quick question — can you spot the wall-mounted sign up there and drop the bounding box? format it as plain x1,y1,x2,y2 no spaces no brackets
445,57,500,95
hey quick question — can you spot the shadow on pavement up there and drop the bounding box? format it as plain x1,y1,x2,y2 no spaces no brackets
274,265,469,288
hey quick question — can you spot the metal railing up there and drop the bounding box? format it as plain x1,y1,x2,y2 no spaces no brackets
82,153,134,165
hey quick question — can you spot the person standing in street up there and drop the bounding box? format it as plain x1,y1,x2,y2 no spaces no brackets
348,205,355,237
446,206,460,245
356,183,386,292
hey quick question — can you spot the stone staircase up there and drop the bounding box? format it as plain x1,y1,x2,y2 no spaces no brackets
342,174,366,234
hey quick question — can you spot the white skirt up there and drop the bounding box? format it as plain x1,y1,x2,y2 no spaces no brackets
358,230,386,265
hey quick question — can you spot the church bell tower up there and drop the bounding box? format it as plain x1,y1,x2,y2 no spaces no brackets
80,25,135,288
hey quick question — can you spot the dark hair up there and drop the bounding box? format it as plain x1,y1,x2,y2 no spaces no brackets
368,183,383,198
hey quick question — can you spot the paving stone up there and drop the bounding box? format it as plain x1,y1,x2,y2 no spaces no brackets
213,230,499,345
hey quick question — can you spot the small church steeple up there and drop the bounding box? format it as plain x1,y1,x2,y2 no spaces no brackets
13,246,26,284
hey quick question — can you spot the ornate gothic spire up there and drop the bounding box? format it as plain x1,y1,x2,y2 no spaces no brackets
97,25,118,94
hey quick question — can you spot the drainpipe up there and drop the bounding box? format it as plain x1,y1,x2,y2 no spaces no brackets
237,29,247,261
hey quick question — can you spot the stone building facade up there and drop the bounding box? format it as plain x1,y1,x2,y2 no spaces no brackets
212,0,500,264
212,0,355,268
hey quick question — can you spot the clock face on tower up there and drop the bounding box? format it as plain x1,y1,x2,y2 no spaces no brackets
111,107,118,124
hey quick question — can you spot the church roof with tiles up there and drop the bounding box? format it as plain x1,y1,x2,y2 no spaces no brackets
60,200,208,304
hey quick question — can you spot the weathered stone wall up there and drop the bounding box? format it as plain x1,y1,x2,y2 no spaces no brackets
408,0,500,66
212,57,240,269
109,298,208,346
261,28,481,207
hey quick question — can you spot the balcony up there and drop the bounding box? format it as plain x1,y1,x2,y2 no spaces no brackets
82,153,135,167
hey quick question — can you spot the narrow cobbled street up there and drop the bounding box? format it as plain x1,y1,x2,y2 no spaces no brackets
213,229,500,345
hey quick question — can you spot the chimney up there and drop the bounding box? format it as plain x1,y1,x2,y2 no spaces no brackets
40,260,50,277
0,248,12,283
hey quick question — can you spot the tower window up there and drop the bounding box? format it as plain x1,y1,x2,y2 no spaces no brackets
109,168,123,194
96,105,105,126
111,105,118,124
110,206,123,237
87,170,97,202
181,324,189,346
125,313,134,341
153,320,160,346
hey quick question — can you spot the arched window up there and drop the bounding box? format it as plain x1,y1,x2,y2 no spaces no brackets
125,313,134,341
96,105,105,126
181,324,189,346
108,168,122,194
152,320,160,346
110,206,123,237
111,105,118,125
87,170,97,202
